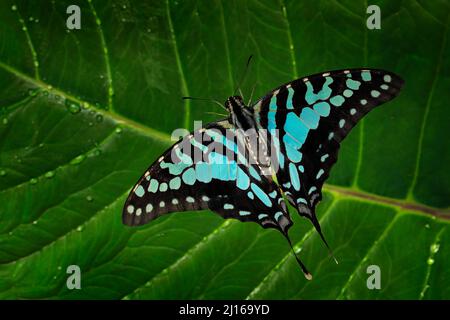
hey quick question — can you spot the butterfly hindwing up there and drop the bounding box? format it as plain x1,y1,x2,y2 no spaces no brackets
253,69,404,226
123,121,292,234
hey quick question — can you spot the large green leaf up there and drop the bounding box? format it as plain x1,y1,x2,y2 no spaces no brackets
0,0,449,299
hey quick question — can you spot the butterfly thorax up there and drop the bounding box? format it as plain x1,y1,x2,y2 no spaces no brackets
225,96,256,131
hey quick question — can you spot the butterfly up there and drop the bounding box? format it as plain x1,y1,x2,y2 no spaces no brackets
122,68,404,279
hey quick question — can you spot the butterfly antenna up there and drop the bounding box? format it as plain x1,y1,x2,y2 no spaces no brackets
310,214,339,265
182,96,227,111
247,83,257,105
238,88,245,101
234,55,254,96
204,111,228,117
283,231,312,280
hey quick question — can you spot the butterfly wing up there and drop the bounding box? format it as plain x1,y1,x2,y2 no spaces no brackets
253,68,404,239
123,121,313,277
122,121,292,233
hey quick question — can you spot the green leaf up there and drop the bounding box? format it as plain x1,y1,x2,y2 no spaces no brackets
0,0,449,299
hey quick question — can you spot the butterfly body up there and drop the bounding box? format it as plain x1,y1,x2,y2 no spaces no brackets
123,68,404,278
225,96,257,131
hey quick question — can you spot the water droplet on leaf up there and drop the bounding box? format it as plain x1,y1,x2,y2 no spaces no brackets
67,103,81,114
0,170,6,177
115,127,122,134
28,88,39,96
30,178,38,184
427,258,434,265
95,114,103,123
430,243,440,254
86,195,93,202
11,5,17,11
70,154,86,165
44,171,55,179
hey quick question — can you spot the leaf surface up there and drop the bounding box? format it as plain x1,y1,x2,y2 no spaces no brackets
0,0,449,299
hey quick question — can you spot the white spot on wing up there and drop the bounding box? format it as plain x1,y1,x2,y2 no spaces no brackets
127,205,134,214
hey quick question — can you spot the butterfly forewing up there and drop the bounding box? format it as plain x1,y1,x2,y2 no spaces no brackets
123,121,292,234
254,68,404,224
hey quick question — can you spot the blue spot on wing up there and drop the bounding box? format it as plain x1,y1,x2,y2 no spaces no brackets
289,162,301,191
236,166,250,190
313,101,330,117
300,107,320,129
195,162,212,183
182,167,196,185
286,87,295,109
305,77,333,104
250,183,272,207
283,111,309,163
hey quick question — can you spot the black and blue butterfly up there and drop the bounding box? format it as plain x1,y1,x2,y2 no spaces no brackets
122,67,404,279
